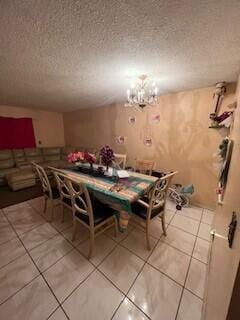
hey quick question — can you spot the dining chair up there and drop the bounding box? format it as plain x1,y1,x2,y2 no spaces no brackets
32,162,59,222
99,153,127,169
49,167,73,223
135,159,155,175
65,175,118,259
114,153,127,169
131,171,178,250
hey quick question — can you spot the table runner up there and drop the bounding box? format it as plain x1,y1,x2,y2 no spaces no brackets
62,167,157,230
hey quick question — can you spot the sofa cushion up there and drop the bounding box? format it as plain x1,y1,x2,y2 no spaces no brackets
61,146,75,160
12,149,25,158
0,167,20,179
0,159,15,169
24,148,42,157
42,147,61,155
0,150,12,160
42,147,61,161
7,169,35,183
26,156,44,164
13,149,27,167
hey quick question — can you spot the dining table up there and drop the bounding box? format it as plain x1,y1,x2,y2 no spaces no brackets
60,166,158,230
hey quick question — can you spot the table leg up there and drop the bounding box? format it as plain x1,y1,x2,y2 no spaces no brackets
118,211,130,231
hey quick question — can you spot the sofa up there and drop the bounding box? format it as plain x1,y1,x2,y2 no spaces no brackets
0,146,78,189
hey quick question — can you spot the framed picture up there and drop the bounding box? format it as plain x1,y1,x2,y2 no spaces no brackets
144,136,152,147
116,135,126,145
128,116,136,125
150,114,160,124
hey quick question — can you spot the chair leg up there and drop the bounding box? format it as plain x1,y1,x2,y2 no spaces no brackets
146,223,151,251
88,229,95,259
114,217,118,238
161,214,167,236
61,205,64,223
72,217,77,241
43,197,47,213
48,199,54,222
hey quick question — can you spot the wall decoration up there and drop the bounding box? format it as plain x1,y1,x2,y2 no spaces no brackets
128,116,136,125
216,137,233,204
150,114,160,124
144,136,152,147
116,135,126,145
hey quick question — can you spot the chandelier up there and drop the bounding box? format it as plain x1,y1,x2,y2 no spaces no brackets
125,75,158,110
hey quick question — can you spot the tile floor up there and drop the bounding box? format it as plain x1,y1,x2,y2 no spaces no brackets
0,197,214,320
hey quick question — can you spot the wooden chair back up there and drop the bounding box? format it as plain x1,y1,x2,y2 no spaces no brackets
50,167,72,205
114,153,127,169
99,153,127,169
148,171,177,215
32,162,52,198
136,159,155,175
65,176,94,227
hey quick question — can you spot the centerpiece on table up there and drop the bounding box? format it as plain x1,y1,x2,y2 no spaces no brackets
100,145,115,172
67,151,96,171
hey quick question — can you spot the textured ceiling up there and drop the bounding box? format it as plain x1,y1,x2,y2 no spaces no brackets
0,0,240,112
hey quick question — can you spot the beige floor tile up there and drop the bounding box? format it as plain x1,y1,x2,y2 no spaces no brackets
162,225,196,255
0,254,39,304
0,223,16,245
193,237,210,264
3,201,31,214
134,218,165,240
170,214,199,235
28,197,45,215
148,242,191,285
44,249,94,302
198,223,211,241
0,237,26,269
185,258,207,298
166,200,176,212
201,209,214,225
6,207,45,235
48,307,68,320
77,234,117,266
61,223,89,246
30,234,73,272
181,206,203,221
63,270,123,320
105,225,133,243
113,298,148,320
0,276,58,320
165,209,176,223
128,264,182,320
51,207,73,232
121,228,158,260
19,223,58,250
99,246,144,293
0,212,8,226
177,289,203,320
129,216,167,239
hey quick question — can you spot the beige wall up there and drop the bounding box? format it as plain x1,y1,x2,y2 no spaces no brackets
64,85,236,209
0,105,65,147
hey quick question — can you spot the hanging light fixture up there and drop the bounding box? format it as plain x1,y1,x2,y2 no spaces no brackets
125,75,158,110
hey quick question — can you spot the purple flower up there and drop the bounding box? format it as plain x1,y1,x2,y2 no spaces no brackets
100,145,115,165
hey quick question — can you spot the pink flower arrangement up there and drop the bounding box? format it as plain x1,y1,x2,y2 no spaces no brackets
67,151,96,164
84,152,96,164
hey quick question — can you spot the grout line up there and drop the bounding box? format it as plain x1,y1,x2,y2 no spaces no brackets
2,208,72,320
0,273,40,307
1,201,209,320
174,207,204,320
